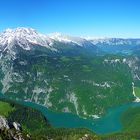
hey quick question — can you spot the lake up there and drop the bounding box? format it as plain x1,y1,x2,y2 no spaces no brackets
0,93,140,134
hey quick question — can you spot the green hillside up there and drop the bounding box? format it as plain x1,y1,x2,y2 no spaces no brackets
1,52,136,119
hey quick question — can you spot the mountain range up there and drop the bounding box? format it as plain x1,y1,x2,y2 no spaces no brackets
0,27,140,119
1,27,140,56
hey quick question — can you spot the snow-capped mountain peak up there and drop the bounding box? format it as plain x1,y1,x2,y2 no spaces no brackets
0,27,97,59
48,32,94,47
0,27,54,52
49,32,75,42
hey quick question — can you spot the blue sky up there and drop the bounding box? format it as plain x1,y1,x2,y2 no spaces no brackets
0,0,140,38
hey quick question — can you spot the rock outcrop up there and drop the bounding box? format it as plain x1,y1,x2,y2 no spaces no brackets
0,115,26,140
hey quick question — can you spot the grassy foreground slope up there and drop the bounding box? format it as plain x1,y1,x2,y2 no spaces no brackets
0,101,14,116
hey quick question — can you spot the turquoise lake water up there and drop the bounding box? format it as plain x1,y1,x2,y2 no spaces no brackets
0,93,140,134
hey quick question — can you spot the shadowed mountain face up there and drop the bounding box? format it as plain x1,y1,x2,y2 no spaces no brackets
0,27,140,119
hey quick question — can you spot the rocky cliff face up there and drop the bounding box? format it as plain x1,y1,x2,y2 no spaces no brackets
0,115,29,140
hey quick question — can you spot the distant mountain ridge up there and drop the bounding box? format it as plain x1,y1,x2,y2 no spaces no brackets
89,38,140,45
